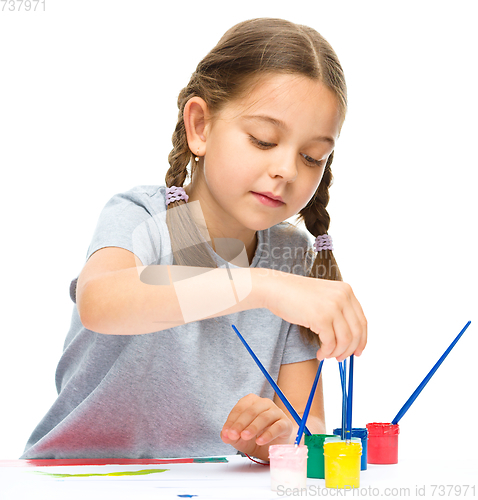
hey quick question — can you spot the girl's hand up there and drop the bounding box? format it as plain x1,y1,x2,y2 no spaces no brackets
261,270,367,362
220,393,293,461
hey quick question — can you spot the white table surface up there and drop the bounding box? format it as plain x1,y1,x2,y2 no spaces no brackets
1,455,476,500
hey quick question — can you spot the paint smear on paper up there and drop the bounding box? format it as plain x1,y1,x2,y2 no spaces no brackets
33,468,169,478
193,457,227,463
1,457,228,467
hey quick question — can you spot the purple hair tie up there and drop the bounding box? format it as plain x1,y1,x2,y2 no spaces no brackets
313,234,334,252
166,186,189,205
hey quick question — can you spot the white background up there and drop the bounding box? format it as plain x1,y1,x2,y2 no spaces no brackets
0,0,476,467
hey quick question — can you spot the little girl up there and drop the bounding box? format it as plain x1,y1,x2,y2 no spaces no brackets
21,18,367,462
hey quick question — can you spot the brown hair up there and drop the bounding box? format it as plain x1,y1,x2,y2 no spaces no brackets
165,17,346,345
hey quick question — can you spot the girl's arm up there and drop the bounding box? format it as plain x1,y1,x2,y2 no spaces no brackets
76,246,267,335
78,247,367,363
274,358,326,438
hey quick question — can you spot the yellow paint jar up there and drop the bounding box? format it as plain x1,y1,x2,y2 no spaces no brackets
323,437,362,489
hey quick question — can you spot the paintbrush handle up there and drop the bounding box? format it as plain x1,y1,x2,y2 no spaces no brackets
231,324,311,436
346,355,354,440
391,320,471,425
295,360,324,445
339,361,347,440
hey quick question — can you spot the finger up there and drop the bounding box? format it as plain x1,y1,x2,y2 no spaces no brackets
222,396,270,441
329,314,353,362
220,428,243,445
337,299,366,361
347,290,368,356
314,317,336,361
239,406,287,442
221,394,258,440
355,323,367,356
331,284,365,361
255,415,293,446
223,393,257,422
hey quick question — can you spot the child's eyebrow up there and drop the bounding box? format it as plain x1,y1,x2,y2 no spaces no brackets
242,114,335,146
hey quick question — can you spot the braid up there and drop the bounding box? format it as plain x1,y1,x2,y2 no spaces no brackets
165,83,217,268
166,87,195,188
297,151,343,345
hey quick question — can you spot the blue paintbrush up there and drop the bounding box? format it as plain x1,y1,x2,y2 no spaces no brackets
339,361,347,440
346,355,354,442
231,324,311,436
295,360,324,445
391,321,471,425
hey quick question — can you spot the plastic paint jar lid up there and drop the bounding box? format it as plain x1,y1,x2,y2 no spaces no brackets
269,444,308,457
333,427,368,440
324,438,362,456
366,422,400,436
305,434,336,446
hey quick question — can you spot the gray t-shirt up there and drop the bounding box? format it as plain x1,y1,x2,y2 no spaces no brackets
21,185,318,459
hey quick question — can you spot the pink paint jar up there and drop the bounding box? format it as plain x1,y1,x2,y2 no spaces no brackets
269,444,308,491
366,422,399,464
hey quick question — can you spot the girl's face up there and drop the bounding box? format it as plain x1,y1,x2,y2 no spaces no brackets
191,73,342,236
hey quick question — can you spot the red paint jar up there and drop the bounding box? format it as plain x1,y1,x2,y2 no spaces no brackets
366,422,399,464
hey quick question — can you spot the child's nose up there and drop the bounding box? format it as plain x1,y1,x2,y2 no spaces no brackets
269,152,298,182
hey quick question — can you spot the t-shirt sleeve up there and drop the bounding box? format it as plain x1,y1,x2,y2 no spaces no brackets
281,322,318,364
86,187,168,267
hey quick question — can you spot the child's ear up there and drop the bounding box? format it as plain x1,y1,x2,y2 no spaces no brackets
183,97,210,157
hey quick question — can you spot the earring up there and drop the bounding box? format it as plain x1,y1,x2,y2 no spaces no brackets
195,149,200,162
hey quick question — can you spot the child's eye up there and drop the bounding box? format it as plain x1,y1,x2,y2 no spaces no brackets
249,135,276,149
249,135,324,168
301,153,324,167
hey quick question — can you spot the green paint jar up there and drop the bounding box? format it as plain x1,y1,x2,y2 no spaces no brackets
304,434,337,479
